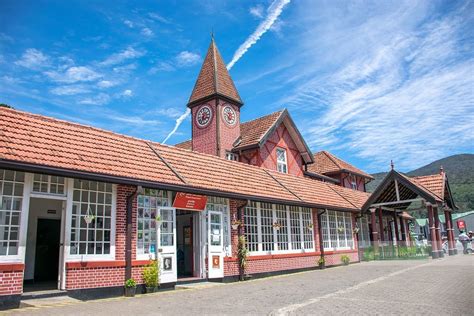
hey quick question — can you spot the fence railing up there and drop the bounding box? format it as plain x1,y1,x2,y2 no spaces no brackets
360,241,431,261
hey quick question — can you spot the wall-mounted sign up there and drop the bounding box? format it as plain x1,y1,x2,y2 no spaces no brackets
173,193,208,211
163,257,172,271
457,219,466,230
212,256,220,269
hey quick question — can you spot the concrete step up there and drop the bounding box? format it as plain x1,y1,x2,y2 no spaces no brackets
22,288,68,300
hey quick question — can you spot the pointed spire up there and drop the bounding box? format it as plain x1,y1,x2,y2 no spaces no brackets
187,37,243,107
390,160,394,170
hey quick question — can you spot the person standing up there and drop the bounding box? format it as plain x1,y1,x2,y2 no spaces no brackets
458,231,470,254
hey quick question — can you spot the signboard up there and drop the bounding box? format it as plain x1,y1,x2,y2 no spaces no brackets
212,255,220,269
457,219,466,231
173,192,208,211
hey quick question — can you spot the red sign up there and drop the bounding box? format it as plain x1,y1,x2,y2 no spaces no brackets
212,256,220,269
173,192,208,211
457,220,466,230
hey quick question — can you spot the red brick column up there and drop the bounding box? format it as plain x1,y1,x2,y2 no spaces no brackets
433,206,444,258
0,264,24,310
370,209,379,253
445,210,455,255
378,208,384,242
427,204,438,259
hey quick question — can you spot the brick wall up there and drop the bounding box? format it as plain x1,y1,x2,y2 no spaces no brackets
225,200,359,277
240,123,304,176
217,100,240,158
0,266,23,296
192,101,218,156
340,173,366,191
65,184,144,290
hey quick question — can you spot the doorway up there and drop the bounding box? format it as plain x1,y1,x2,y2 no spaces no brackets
34,219,61,282
24,197,64,292
176,210,201,279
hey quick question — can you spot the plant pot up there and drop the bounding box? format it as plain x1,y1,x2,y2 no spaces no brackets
124,287,136,297
318,263,325,270
231,224,239,230
145,286,157,293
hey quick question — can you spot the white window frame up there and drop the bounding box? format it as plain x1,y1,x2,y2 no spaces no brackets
31,173,67,196
321,210,354,251
136,189,172,260
243,202,315,255
276,148,288,174
65,179,117,262
205,196,231,257
225,151,239,161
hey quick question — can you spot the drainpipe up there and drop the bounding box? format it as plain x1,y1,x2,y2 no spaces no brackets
237,200,248,281
317,209,327,262
125,186,140,281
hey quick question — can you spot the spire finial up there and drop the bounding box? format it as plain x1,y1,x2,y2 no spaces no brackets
440,165,444,174
211,29,214,41
390,160,394,170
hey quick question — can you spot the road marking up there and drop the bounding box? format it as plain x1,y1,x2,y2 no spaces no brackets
271,260,436,315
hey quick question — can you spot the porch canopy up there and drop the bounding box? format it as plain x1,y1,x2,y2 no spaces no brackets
361,168,457,258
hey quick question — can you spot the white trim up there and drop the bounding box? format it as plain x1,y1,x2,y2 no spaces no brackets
29,193,67,201
321,210,355,251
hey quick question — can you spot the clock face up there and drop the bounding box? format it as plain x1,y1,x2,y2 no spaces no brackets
196,105,212,127
222,106,236,126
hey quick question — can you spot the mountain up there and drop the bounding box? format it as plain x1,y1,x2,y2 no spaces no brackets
366,154,474,212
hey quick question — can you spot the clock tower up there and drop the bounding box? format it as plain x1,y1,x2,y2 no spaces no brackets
187,37,243,158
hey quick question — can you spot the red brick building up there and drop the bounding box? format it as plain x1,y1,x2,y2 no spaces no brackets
0,38,457,310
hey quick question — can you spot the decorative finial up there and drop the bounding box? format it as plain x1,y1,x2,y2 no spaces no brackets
440,165,444,174
390,160,394,170
211,29,214,41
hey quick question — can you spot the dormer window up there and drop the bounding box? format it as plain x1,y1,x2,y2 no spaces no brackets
276,148,287,173
226,151,238,161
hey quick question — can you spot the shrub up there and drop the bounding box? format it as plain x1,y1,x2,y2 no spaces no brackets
238,235,249,280
125,278,136,288
340,255,350,265
142,260,159,288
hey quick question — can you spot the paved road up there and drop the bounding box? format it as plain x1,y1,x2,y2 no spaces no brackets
8,255,473,315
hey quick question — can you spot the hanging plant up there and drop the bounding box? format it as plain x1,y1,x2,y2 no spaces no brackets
231,219,242,230
307,223,314,231
353,227,360,234
337,226,345,233
272,222,282,231
83,205,95,224
155,215,162,223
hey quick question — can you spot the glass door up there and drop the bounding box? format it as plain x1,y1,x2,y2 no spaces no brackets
208,211,224,279
156,207,177,284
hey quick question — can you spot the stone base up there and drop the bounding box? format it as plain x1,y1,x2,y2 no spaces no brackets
438,250,444,258
448,249,456,256
431,251,439,259
0,294,21,310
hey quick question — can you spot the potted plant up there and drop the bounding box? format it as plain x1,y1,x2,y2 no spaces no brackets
340,255,350,266
353,227,360,234
231,219,242,230
337,226,345,233
124,278,137,297
142,260,159,293
155,214,162,223
307,223,314,231
83,205,95,224
317,256,325,269
272,222,282,231
237,235,249,281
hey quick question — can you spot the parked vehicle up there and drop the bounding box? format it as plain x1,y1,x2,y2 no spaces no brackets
442,238,473,254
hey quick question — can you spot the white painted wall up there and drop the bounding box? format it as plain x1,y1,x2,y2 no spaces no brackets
24,198,63,280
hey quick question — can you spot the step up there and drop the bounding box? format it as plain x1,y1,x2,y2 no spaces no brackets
175,281,224,290
22,288,68,300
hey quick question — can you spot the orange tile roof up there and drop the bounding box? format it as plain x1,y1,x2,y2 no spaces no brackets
411,174,444,200
188,38,242,106
307,151,373,180
175,140,192,150
0,107,369,211
398,173,442,202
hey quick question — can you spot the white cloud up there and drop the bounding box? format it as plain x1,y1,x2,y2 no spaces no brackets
15,48,50,70
148,61,175,74
97,80,118,88
278,1,474,171
249,5,264,18
141,28,154,37
121,89,133,97
124,20,134,28
50,85,90,95
175,51,201,67
227,0,291,70
113,63,137,73
148,12,171,24
79,93,110,105
100,47,145,66
45,66,102,83
162,108,191,144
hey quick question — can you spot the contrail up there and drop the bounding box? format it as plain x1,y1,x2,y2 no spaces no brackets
163,0,290,144
227,0,291,70
162,108,191,144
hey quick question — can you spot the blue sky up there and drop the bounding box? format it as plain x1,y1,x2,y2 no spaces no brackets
1,0,473,173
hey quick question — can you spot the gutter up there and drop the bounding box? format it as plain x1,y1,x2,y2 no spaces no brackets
0,159,359,213
317,209,327,261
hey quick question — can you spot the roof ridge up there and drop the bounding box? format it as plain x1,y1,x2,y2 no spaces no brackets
322,150,342,169
325,182,360,209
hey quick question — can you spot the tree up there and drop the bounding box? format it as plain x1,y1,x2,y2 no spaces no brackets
0,103,13,109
